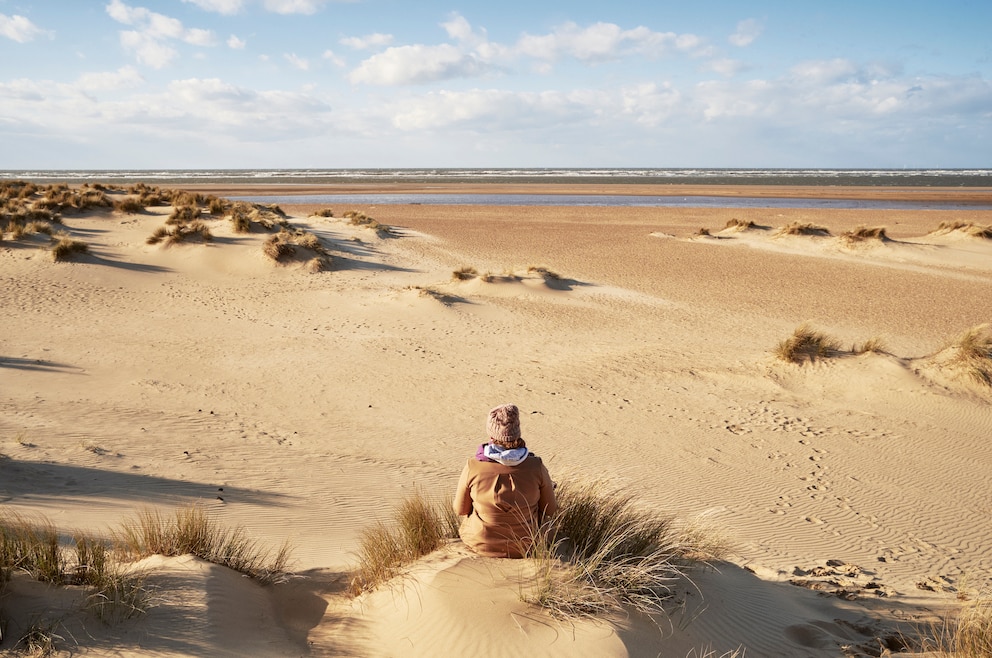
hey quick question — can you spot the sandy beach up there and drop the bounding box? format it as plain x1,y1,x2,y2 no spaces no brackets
2,182,991,656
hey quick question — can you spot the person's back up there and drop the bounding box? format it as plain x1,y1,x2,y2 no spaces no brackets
453,404,557,558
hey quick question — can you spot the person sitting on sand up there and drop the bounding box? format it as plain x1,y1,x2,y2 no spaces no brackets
453,403,557,558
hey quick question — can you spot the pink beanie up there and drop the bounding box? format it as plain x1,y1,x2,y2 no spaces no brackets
487,404,522,447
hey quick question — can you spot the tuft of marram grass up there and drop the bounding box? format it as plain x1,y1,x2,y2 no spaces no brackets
113,197,145,214
523,479,730,619
774,222,831,237
931,221,992,239
115,505,291,584
947,324,992,386
51,233,89,262
350,490,459,596
841,225,888,242
527,265,561,280
724,218,756,231
917,595,992,657
452,266,478,281
853,336,888,355
775,323,843,363
0,511,64,584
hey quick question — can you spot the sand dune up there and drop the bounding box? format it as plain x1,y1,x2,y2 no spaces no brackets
2,185,991,656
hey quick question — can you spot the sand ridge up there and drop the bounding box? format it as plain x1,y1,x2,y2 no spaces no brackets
1,185,991,656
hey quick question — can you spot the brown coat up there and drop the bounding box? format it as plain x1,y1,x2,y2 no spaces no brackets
453,454,557,558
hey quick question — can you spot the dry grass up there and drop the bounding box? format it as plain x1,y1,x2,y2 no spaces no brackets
775,323,843,363
146,221,213,246
452,266,478,281
523,479,730,618
841,225,888,243
775,222,831,237
695,227,711,236
50,233,89,262
113,197,145,214
350,490,459,595
115,505,291,584
931,221,992,239
310,208,334,217
527,265,561,280
263,234,296,261
344,209,395,236
918,596,992,657
724,218,756,231
853,336,888,355
945,324,992,386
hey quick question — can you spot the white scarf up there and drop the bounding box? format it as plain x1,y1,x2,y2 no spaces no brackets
483,444,529,466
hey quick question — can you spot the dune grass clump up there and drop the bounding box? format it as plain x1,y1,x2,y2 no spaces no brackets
113,197,145,214
775,323,844,363
943,324,992,386
931,221,992,239
724,218,756,231
310,208,334,218
452,266,478,281
527,265,561,280
523,480,729,618
167,204,202,224
115,505,291,584
344,209,395,236
775,222,831,237
917,595,992,657
852,336,888,356
146,221,213,246
51,232,89,262
841,225,888,243
350,491,459,595
0,512,64,584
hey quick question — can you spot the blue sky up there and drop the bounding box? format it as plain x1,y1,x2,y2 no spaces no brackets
1,0,990,168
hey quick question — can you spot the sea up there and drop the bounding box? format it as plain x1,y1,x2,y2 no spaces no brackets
4,168,992,210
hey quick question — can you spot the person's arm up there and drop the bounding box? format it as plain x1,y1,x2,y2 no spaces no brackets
453,461,474,516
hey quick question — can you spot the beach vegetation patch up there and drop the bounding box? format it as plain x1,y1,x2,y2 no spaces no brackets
853,336,888,356
167,204,202,225
944,324,992,386
344,210,395,236
112,197,145,214
50,233,89,262
350,490,459,595
841,226,888,243
452,266,478,281
207,196,228,215
724,218,757,231
930,221,992,240
775,324,843,363
115,505,291,584
311,208,334,218
263,233,296,261
775,222,831,237
917,594,992,657
146,221,213,246
523,480,729,618
527,265,561,281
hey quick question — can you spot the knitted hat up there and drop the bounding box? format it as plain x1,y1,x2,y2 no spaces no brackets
487,404,523,447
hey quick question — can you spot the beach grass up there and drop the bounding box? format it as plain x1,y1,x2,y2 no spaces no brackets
527,265,561,280
114,505,291,585
452,266,478,281
350,490,459,595
50,232,89,262
724,218,756,231
931,221,992,239
775,222,831,237
522,479,729,618
841,225,888,242
947,324,992,386
775,324,843,363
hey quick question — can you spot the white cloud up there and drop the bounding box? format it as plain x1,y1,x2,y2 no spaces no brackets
340,32,394,50
106,1,217,67
181,0,245,14
227,35,246,49
441,14,474,43
263,0,327,14
284,53,309,70
515,22,698,62
0,13,50,42
729,19,762,47
350,44,486,85
120,30,179,68
76,66,145,91
322,50,346,67
706,58,747,77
